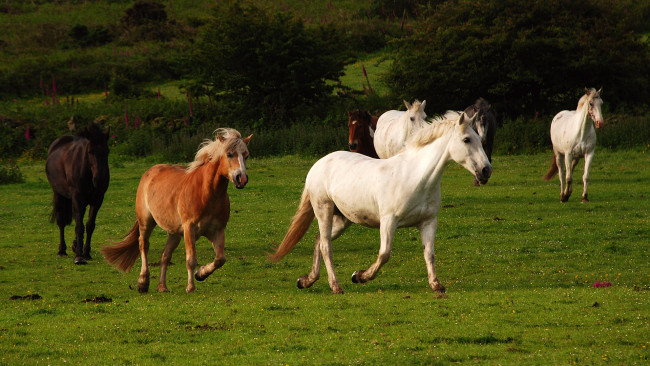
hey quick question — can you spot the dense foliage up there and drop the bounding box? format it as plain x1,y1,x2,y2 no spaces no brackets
189,2,352,128
384,0,650,117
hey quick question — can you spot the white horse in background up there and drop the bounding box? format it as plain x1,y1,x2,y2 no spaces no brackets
269,111,492,294
373,99,428,158
544,88,604,202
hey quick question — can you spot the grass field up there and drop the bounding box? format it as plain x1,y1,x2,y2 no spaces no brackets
0,150,648,364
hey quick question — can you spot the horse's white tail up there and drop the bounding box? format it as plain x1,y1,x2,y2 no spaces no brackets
268,190,314,262
543,154,558,181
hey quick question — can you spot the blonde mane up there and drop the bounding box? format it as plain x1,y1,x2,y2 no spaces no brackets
577,88,599,111
406,110,463,149
187,128,243,172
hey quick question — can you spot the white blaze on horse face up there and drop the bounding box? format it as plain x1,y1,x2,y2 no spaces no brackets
589,94,604,128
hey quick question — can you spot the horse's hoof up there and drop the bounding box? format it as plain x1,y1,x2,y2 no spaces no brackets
83,254,92,260
351,270,366,283
194,272,208,282
432,283,446,293
331,286,345,294
296,278,305,289
157,285,169,293
74,256,87,265
138,286,149,294
581,195,589,203
57,252,68,257
186,285,195,293
560,195,569,202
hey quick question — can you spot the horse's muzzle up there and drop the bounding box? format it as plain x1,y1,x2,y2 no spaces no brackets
476,165,492,185
348,141,358,152
234,173,248,189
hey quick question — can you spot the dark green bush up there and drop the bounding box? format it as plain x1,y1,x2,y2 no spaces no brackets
0,161,24,185
189,1,352,128
384,0,650,118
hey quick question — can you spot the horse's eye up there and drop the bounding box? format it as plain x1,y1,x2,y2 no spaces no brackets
463,137,471,143
227,152,234,158
410,117,414,121
589,102,594,106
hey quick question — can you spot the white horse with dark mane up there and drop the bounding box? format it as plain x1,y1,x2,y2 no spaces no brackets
269,111,492,294
373,99,428,159
544,88,604,202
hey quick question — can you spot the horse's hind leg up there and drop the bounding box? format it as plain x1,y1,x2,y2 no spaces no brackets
352,216,396,285
312,203,345,294
137,221,155,293
299,214,351,290
419,218,445,293
53,193,72,257
83,202,103,260
195,229,226,282
71,199,87,264
158,233,181,292
582,151,594,202
556,153,568,202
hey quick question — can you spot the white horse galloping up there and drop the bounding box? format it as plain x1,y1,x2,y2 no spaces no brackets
269,111,492,294
373,99,428,158
544,88,604,202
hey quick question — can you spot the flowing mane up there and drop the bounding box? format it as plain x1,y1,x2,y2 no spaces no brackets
577,88,599,111
188,128,243,172
406,111,462,149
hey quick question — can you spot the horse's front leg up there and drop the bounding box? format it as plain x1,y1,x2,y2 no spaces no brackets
582,151,594,202
157,233,181,292
183,226,198,293
554,153,565,199
72,200,87,265
83,202,103,260
419,218,445,293
352,216,396,285
195,229,226,282
562,153,575,202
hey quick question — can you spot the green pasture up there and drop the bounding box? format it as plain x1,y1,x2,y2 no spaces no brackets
0,150,648,364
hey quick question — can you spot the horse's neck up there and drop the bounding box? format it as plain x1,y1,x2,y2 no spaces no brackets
403,135,451,191
571,103,592,139
189,162,229,199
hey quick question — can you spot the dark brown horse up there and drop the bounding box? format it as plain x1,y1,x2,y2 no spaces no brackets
463,98,496,186
46,123,110,264
347,109,379,159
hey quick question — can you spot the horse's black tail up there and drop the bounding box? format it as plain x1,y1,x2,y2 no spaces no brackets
50,194,72,226
543,154,558,181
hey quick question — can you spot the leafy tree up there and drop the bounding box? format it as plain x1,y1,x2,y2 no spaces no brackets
190,2,351,128
383,0,650,117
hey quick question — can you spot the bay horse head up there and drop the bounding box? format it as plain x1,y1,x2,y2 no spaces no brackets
584,87,604,128
347,110,378,158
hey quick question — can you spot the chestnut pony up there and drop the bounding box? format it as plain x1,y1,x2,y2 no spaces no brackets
46,122,110,265
101,128,252,293
347,109,379,158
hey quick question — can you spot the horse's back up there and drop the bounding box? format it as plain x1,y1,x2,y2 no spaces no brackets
374,110,406,158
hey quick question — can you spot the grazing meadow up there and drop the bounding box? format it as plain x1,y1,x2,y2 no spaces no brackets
0,149,648,364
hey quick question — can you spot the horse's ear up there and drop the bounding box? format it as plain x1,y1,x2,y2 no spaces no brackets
584,87,590,95
458,112,467,126
105,125,111,139
217,133,226,142
597,87,603,95
347,110,351,117
243,134,253,144
403,100,411,110
421,100,426,111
